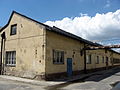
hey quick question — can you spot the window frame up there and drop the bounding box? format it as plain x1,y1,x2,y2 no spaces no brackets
10,24,17,35
96,56,99,64
6,51,16,66
102,56,104,63
113,58,120,64
86,54,92,64
106,56,109,63
53,50,64,64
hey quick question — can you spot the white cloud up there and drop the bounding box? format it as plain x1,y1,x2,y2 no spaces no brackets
104,0,111,8
44,9,120,42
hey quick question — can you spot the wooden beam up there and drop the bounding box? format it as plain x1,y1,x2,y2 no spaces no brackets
86,45,120,50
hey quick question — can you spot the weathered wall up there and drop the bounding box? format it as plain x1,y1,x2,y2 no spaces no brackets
45,30,119,76
1,13,46,79
45,30,84,75
86,49,113,69
113,52,120,66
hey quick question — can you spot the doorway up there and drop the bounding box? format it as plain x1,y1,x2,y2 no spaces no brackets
67,58,72,76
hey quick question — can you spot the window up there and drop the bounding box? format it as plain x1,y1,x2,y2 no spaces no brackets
106,57,108,63
102,57,104,63
53,50,64,64
6,51,16,66
86,55,91,64
96,56,99,64
10,24,17,35
113,58,120,64
110,58,112,63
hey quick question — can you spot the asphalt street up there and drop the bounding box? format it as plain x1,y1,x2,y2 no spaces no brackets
0,67,120,90
0,78,44,90
61,68,120,90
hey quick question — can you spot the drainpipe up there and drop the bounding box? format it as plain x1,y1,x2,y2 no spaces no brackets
43,27,47,79
84,43,87,74
0,32,5,75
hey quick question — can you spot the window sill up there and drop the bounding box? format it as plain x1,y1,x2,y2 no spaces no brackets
6,64,16,67
53,63,64,64
86,63,91,64
10,34,16,36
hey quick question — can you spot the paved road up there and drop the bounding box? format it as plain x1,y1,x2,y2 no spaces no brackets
0,78,44,90
0,67,120,90
61,69,120,90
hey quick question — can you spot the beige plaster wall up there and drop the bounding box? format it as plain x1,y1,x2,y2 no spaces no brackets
1,13,46,79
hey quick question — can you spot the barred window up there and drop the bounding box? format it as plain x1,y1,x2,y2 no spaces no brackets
86,55,91,64
53,50,64,64
10,24,17,35
6,51,16,66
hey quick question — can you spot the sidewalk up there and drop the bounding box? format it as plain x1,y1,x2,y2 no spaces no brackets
0,67,119,87
0,75,65,86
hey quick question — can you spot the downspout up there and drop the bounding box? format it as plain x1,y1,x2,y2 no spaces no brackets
43,27,47,79
84,43,87,73
0,32,5,75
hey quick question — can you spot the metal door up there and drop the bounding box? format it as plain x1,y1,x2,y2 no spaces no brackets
67,58,72,76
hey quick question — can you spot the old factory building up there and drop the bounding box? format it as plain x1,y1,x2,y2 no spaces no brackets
0,11,120,80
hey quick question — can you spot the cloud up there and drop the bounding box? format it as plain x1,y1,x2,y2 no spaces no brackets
44,9,120,42
104,0,111,8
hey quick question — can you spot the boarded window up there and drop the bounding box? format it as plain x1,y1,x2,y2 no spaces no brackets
53,50,64,64
10,24,17,35
86,55,91,64
6,51,16,66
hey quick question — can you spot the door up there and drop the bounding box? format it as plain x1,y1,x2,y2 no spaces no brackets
67,58,72,76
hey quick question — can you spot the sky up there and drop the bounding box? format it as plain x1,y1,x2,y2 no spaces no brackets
0,0,120,44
